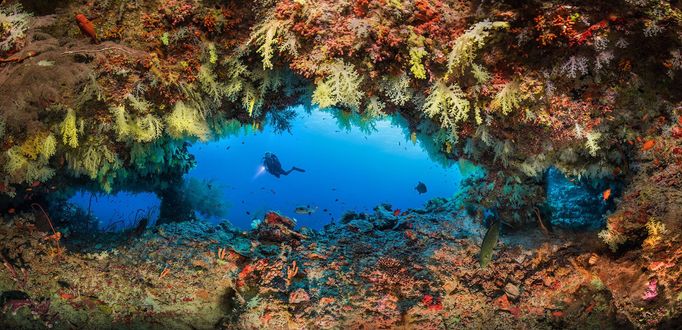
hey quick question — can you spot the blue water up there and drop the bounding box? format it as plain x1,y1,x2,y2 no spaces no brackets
70,106,461,230
68,192,160,231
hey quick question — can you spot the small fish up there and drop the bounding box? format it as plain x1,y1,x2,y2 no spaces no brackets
295,205,317,215
642,139,655,151
8,208,15,214
225,146,231,151
393,209,401,216
479,220,500,268
603,188,611,201
75,14,98,43
246,211,250,215
415,182,427,194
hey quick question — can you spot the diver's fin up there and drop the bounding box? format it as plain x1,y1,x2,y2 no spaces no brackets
292,167,306,173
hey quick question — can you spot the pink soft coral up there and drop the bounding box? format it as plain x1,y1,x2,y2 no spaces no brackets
642,278,658,301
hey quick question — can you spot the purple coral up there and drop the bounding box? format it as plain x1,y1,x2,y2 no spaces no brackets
642,278,658,301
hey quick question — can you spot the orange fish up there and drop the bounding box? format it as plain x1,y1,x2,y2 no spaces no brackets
393,209,401,216
642,139,655,151
602,189,611,201
75,13,98,43
7,208,15,214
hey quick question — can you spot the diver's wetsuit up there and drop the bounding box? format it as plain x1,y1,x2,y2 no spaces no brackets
263,152,305,178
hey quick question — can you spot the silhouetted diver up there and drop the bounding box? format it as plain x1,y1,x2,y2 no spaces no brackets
263,152,305,178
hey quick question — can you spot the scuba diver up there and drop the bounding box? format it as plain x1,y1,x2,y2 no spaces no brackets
263,152,305,178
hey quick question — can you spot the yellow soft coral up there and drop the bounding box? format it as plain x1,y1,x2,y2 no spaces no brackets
312,60,364,111
65,137,121,192
4,145,55,184
112,105,164,143
598,218,628,252
19,132,55,160
60,108,79,148
409,47,428,80
643,218,667,248
165,101,210,141
5,133,57,183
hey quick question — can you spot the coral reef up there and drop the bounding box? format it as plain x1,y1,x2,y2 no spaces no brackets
1,198,680,328
0,0,681,328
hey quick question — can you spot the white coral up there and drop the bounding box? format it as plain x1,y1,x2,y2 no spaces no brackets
560,56,589,78
0,4,31,52
594,51,614,71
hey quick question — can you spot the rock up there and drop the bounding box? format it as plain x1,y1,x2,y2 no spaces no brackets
230,237,252,255
256,244,279,256
347,219,374,233
504,283,521,299
254,212,307,245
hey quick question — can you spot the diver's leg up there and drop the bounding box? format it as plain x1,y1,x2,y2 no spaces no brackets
281,167,305,175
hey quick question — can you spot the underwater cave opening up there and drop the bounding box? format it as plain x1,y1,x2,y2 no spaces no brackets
67,105,463,231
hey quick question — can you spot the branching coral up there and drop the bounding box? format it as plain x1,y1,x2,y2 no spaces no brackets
250,18,297,70
165,101,210,141
60,108,79,148
0,3,31,54
380,73,413,107
312,60,364,110
65,137,121,192
423,80,470,133
446,21,509,76
643,218,668,248
112,105,164,143
490,79,523,116
598,217,628,252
